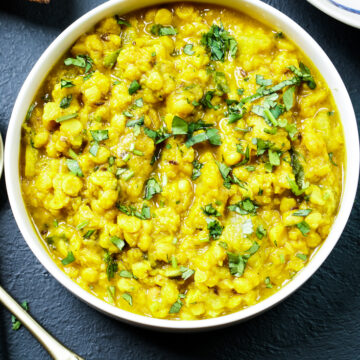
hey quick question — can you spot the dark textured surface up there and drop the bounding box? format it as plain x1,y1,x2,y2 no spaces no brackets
0,0,359,359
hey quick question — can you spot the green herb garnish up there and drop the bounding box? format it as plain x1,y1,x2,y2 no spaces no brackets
66,159,83,177
201,23,238,61
60,79,74,88
56,113,78,123
122,293,133,306
227,242,259,277
202,203,221,217
293,209,312,217
296,221,310,236
110,236,125,251
128,80,140,95
183,44,195,55
207,219,223,239
151,24,177,36
61,251,75,265
144,178,162,200
191,160,203,180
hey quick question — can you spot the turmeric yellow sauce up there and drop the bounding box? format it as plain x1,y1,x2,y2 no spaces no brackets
20,3,345,320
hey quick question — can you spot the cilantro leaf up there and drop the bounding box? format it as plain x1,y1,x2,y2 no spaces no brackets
66,159,83,177
329,152,338,166
214,71,230,94
207,219,223,239
296,221,310,236
227,241,260,277
201,24,238,61
183,44,195,55
172,116,188,135
151,24,177,36
185,128,221,147
110,236,125,251
191,160,203,180
256,225,267,239
144,178,162,200
59,95,72,109
256,75,272,86
180,266,195,280
104,252,118,280
60,79,74,88
293,209,312,217
103,50,120,68
169,298,182,314
61,251,75,265
64,55,93,74
283,85,295,111
228,198,258,215
56,113,78,123
128,80,141,95
122,293,133,306
202,203,221,217
90,130,109,142
126,116,144,127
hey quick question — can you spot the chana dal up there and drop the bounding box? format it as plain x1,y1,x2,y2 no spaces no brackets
20,3,345,320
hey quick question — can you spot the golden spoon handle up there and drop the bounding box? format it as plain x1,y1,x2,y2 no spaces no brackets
0,286,84,360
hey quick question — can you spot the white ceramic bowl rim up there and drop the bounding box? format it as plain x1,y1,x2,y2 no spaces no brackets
5,0,359,331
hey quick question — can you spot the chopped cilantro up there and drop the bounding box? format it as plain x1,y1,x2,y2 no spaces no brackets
128,80,140,95
144,178,161,200
151,24,177,36
64,55,93,74
227,242,259,277
169,298,182,314
90,129,109,142
180,266,195,280
12,301,29,331
122,293,133,306
134,98,143,107
256,75,272,86
126,115,144,127
61,251,75,265
202,203,221,217
60,79,74,88
104,252,118,280
66,159,83,177
228,198,258,215
265,277,273,288
207,219,223,239
117,16,131,27
119,270,135,278
191,160,203,180
183,44,195,55
172,116,188,135
328,152,338,166
293,209,312,217
56,113,78,123
296,221,310,236
103,50,120,68
296,253,307,261
201,23,238,61
283,85,295,111
256,225,267,239
110,236,125,251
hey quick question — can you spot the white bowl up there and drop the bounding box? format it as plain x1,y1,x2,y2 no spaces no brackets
5,0,359,331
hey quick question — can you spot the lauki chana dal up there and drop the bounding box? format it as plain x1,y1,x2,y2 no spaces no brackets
20,3,344,320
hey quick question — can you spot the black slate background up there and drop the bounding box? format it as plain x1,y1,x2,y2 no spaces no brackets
0,1,359,359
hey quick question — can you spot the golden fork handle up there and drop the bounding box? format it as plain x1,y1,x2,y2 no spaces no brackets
0,286,85,360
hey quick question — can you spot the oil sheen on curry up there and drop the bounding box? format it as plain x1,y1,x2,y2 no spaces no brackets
20,3,345,320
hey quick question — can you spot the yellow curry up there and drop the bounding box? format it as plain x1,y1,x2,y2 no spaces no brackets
20,3,345,320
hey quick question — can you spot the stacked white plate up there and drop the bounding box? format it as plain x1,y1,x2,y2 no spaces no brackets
307,0,360,28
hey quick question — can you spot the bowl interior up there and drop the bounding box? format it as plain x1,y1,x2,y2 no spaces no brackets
4,0,359,330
